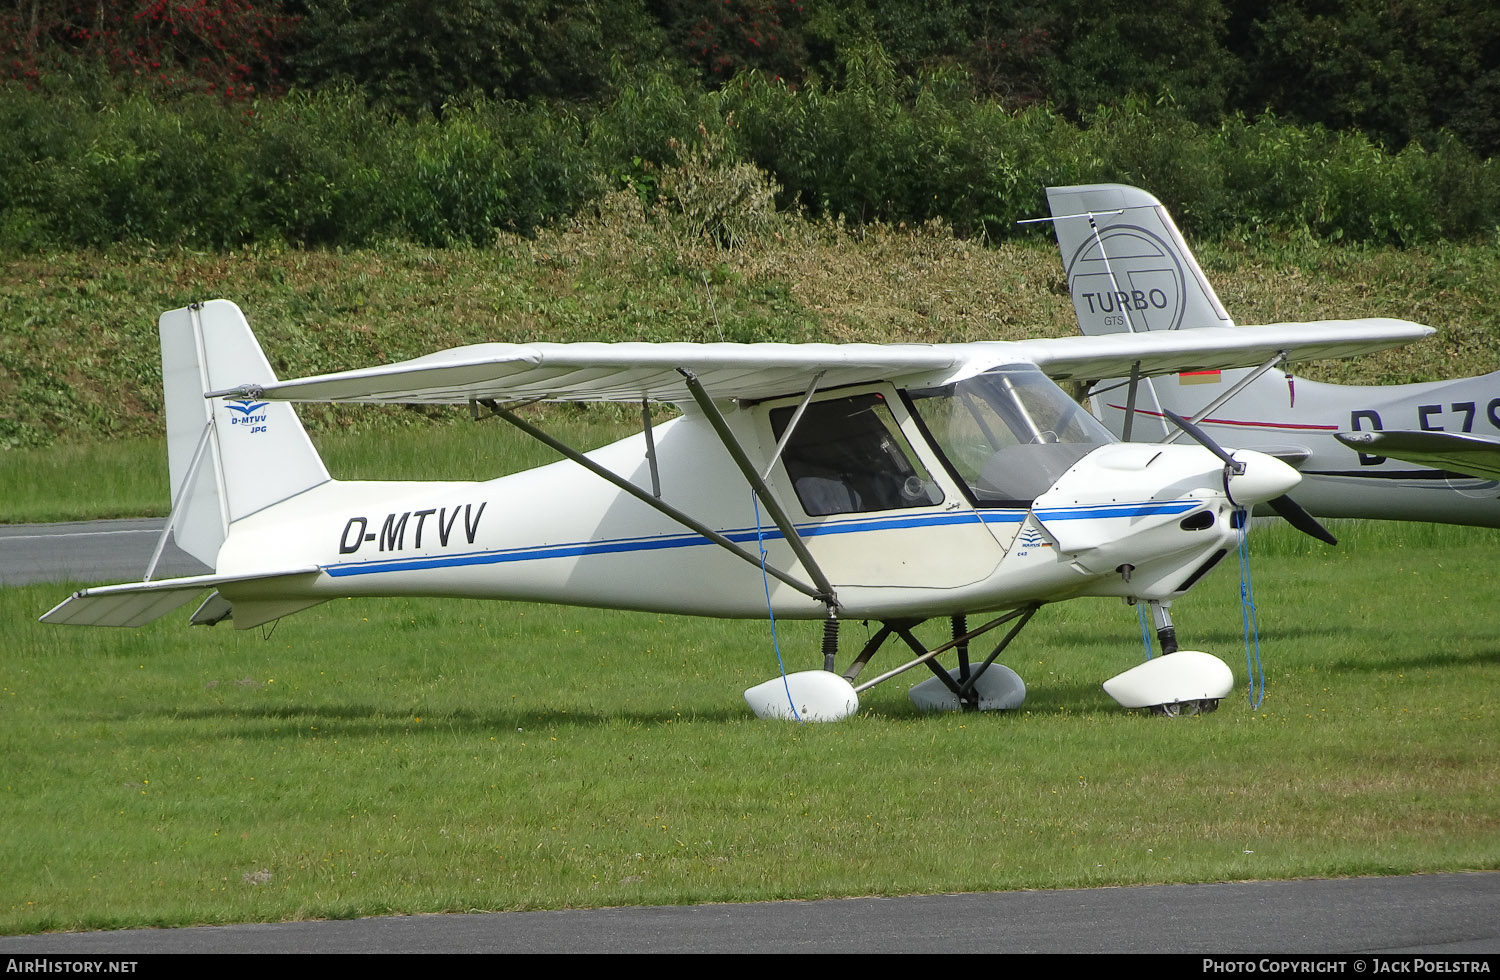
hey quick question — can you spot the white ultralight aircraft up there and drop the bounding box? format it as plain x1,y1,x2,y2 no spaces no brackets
1045,182,1500,526
42,301,1430,720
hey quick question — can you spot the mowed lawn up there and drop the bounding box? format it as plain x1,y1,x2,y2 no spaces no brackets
3,520,1497,934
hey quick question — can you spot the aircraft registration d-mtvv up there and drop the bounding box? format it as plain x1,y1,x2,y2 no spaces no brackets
43,301,1430,720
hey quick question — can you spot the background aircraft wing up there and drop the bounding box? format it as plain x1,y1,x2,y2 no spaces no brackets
1335,430,1500,482
215,342,966,404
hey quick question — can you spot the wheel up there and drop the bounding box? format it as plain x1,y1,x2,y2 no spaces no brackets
1150,698,1219,718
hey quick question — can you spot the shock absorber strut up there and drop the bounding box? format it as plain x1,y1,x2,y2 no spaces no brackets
822,614,839,672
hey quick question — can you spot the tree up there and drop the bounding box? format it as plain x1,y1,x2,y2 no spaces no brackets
1,0,296,97
1229,0,1500,154
283,0,666,113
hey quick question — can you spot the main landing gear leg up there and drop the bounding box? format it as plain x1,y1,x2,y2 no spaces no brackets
845,609,1034,714
744,609,1036,721
822,614,839,672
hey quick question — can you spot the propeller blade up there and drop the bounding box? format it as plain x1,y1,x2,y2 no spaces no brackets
1162,410,1244,474
1267,494,1338,546
1165,410,1329,541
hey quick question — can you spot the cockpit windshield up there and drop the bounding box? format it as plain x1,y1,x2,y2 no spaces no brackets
907,364,1117,506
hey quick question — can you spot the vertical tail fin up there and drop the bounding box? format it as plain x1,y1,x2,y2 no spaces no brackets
159,301,330,567
1045,184,1234,335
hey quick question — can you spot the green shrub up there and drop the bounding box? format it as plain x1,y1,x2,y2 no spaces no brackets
654,130,784,249
1,61,1494,254
388,99,592,246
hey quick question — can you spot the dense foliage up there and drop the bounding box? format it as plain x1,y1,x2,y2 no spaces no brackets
1,0,296,97
2,61,1494,252
0,0,1496,252
8,1,1495,154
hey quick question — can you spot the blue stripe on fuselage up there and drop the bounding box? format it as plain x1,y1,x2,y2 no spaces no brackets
1033,501,1199,521
320,500,1198,578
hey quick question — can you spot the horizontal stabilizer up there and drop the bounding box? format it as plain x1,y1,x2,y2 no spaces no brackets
190,591,234,625
41,568,321,629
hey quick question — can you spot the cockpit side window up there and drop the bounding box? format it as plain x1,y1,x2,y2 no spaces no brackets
770,392,943,516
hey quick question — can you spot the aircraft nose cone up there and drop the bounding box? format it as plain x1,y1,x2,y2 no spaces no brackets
1226,450,1301,505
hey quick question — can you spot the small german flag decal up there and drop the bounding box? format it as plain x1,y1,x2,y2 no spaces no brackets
1178,370,1221,385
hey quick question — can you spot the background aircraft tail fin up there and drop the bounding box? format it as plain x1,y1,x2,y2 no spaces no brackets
1045,184,1234,335
159,301,331,567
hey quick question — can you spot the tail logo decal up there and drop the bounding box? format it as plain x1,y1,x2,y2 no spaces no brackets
226,399,270,433
1063,224,1187,333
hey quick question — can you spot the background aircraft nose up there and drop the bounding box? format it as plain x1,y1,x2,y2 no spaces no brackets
1225,450,1301,505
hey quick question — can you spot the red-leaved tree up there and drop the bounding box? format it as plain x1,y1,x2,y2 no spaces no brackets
2,0,297,97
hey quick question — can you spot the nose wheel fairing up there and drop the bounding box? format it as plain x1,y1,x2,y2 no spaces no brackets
1101,650,1234,712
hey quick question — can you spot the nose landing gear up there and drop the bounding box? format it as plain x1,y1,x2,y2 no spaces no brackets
1103,602,1233,716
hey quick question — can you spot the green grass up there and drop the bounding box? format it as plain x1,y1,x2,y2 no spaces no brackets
0,438,170,523
5,520,1498,934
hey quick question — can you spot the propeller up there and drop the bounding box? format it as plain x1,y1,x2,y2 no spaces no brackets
1265,494,1337,545
1162,410,1337,545
1163,410,1243,476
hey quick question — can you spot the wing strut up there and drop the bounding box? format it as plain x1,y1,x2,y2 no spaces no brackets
678,369,840,612
1121,361,1142,441
761,370,825,480
479,400,830,604
640,398,661,497
1159,351,1288,445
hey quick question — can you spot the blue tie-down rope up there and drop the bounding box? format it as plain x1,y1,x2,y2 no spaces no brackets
753,491,802,722
1235,508,1265,709
1137,600,1154,660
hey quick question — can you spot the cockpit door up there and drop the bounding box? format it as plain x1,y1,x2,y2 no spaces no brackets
757,386,1009,589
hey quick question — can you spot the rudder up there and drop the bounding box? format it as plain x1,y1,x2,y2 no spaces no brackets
159,301,330,567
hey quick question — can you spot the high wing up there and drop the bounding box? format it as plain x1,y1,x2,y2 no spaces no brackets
210,343,967,405
1335,430,1500,482
215,318,1432,406
1002,319,1429,382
